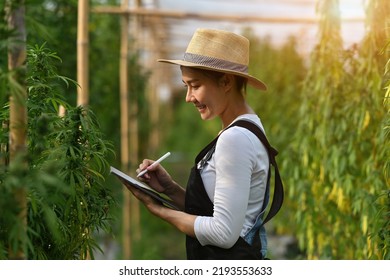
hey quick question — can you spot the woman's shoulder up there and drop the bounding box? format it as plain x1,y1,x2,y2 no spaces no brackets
218,115,264,146
225,114,265,135
233,114,265,131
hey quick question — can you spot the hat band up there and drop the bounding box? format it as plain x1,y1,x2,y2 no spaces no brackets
183,53,248,74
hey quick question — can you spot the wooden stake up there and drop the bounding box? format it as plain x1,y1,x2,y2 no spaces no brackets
77,0,89,107
120,0,132,260
92,6,364,23
77,0,91,260
129,0,141,244
6,0,27,260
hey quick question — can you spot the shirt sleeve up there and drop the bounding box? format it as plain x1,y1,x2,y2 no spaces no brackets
194,127,258,249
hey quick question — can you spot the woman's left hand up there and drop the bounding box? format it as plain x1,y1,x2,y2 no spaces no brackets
124,182,164,216
123,181,197,238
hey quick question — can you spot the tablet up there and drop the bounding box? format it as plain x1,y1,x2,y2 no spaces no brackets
110,166,179,211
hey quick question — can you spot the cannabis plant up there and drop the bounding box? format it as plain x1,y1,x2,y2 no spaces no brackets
0,44,115,259
288,0,389,259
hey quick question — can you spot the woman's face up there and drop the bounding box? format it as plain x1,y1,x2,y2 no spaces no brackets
181,67,228,121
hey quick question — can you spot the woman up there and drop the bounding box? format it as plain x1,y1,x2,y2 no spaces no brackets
126,28,283,259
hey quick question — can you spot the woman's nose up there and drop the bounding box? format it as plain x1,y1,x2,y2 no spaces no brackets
185,88,193,103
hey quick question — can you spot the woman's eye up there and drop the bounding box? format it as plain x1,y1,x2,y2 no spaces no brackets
184,84,199,90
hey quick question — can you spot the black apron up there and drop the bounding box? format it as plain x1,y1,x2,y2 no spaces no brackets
184,120,271,260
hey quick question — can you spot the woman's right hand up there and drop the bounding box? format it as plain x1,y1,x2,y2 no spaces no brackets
136,159,173,194
136,158,186,211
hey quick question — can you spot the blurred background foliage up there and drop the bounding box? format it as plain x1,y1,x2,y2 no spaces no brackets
0,0,389,259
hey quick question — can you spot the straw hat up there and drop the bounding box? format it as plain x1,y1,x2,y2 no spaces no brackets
158,28,267,91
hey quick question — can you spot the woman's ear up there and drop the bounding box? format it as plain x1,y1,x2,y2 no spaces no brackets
219,74,234,92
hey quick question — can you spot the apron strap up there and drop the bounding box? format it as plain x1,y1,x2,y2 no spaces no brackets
228,120,284,225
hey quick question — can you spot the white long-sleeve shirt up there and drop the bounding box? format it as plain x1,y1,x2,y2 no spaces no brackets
194,114,269,249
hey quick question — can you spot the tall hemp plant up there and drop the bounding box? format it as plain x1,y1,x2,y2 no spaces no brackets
361,0,390,260
0,43,115,259
291,0,389,259
383,38,390,261
244,30,307,255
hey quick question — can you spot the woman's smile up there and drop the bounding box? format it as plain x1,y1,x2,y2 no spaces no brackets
194,103,207,112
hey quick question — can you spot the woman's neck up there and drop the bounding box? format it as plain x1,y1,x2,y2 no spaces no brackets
220,100,254,128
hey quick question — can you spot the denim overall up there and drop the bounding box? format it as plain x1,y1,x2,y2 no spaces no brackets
184,120,271,260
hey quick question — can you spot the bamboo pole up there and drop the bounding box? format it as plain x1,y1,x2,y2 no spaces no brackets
6,0,27,260
77,0,89,107
129,0,141,243
77,0,91,260
120,0,132,260
92,6,364,23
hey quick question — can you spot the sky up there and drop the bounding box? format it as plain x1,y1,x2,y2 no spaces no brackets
152,0,367,56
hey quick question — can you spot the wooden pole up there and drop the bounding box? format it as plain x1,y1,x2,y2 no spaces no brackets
92,6,364,23
129,0,141,243
77,0,89,107
77,0,90,260
6,0,27,260
120,0,132,260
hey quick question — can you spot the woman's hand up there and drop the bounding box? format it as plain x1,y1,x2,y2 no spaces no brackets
136,158,186,210
124,183,164,216
136,159,173,194
125,182,196,238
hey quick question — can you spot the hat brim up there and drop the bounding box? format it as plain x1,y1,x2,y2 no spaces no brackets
158,59,267,91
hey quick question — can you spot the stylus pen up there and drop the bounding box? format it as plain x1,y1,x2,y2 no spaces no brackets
136,152,171,178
